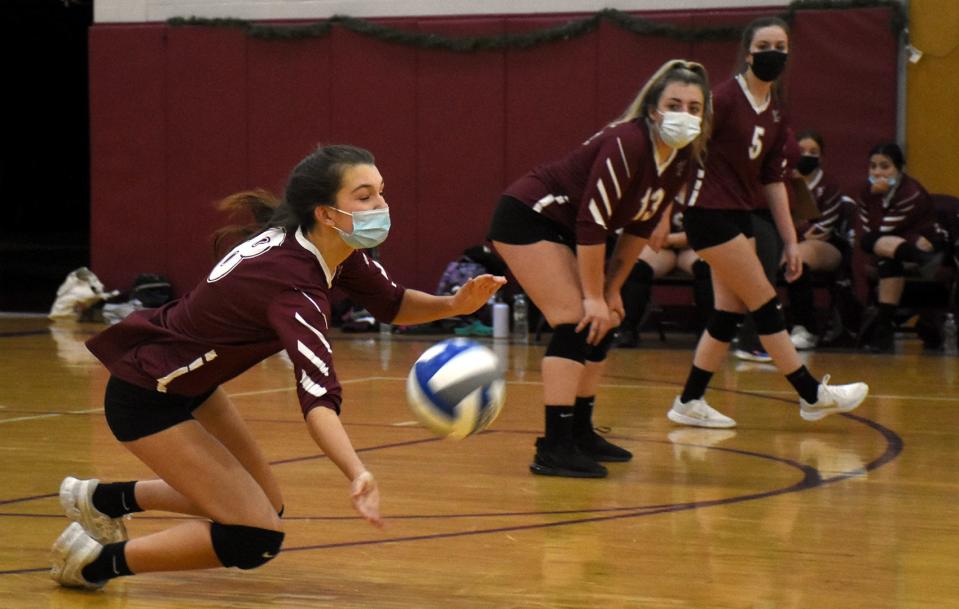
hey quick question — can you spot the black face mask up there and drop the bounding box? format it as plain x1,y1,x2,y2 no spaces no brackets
749,50,788,82
796,155,820,176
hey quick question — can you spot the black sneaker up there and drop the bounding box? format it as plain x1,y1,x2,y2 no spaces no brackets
575,429,633,462
530,437,608,478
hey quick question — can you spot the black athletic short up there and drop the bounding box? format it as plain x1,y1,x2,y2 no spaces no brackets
683,207,756,251
487,195,575,250
104,376,217,442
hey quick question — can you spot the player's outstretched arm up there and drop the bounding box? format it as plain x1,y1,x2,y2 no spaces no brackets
390,274,507,325
305,406,383,528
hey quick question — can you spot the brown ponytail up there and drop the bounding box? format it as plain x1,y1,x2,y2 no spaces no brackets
212,189,280,258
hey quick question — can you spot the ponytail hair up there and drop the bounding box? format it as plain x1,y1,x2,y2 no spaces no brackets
612,59,713,165
212,144,376,258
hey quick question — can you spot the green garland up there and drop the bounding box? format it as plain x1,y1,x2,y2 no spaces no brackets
168,1,907,50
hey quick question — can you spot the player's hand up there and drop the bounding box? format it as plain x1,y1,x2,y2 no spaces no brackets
604,291,625,327
870,177,892,194
452,274,507,316
782,243,803,283
351,471,383,529
576,297,611,346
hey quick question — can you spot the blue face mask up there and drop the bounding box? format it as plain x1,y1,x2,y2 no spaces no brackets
332,207,391,249
868,175,897,187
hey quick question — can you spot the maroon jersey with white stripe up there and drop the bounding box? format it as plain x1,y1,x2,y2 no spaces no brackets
685,76,789,210
857,174,938,243
798,170,853,240
86,227,406,417
504,119,694,245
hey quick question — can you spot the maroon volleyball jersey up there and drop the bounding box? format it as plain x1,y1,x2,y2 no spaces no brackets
504,118,695,245
857,174,939,243
685,76,789,210
798,170,854,240
86,227,406,417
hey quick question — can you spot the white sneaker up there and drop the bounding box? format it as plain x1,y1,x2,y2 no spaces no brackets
60,477,128,545
799,375,869,421
668,396,737,428
790,325,818,350
50,522,105,590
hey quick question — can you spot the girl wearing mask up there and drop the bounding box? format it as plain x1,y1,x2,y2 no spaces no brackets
668,17,868,429
786,130,855,349
488,60,711,477
857,142,942,351
50,144,505,590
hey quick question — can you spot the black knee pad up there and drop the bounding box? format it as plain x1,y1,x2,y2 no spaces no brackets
706,310,745,342
877,258,905,278
860,231,880,254
691,259,710,280
628,260,655,284
585,330,616,362
893,241,920,263
750,296,787,335
545,323,589,363
210,522,285,570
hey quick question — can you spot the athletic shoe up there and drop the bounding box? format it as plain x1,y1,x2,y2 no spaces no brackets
790,325,818,350
59,477,128,545
530,437,608,478
799,375,869,421
733,348,773,363
667,396,737,428
50,522,105,590
575,429,632,462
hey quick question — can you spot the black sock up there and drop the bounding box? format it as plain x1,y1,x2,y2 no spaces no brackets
876,302,897,326
92,481,142,518
680,366,713,403
81,541,132,583
544,405,574,443
786,366,820,404
573,396,595,436
787,263,816,331
893,242,921,263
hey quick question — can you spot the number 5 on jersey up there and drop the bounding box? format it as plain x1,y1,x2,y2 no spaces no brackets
749,125,765,160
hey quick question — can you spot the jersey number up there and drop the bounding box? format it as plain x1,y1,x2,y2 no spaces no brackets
748,126,766,160
633,187,665,222
207,227,286,283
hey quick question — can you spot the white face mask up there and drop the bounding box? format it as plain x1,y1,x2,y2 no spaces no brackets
656,111,702,149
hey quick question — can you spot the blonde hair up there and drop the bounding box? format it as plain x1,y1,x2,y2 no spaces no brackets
612,59,712,165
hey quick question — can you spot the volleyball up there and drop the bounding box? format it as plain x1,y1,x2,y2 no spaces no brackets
406,338,506,439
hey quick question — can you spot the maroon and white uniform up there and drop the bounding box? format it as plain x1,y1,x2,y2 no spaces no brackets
87,227,406,417
857,174,939,245
685,76,790,210
504,118,695,245
798,170,854,241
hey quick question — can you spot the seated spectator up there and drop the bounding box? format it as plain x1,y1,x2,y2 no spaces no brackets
615,209,712,348
784,130,855,349
856,142,945,352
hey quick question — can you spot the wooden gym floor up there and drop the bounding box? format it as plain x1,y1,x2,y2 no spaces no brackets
0,316,957,608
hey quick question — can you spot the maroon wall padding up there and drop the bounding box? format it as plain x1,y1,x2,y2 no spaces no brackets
89,26,168,288
89,7,899,296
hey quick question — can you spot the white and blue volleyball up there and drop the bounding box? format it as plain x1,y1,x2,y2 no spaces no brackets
406,338,506,440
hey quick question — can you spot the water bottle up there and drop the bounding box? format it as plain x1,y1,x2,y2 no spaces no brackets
379,322,391,338
492,300,509,339
513,293,529,343
943,312,958,356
